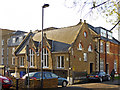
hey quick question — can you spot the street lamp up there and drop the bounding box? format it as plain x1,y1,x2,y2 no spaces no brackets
41,4,49,88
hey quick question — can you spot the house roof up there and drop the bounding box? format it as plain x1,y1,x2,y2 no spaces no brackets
88,23,120,45
33,23,83,45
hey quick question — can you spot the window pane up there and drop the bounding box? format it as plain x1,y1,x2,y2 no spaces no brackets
47,55,49,67
57,56,60,67
61,56,64,67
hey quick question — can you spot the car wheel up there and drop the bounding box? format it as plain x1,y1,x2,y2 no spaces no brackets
107,77,110,81
62,81,67,87
99,77,103,82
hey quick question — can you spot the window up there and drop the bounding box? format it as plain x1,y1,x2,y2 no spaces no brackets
15,37,19,42
12,47,15,55
29,49,35,67
12,57,15,65
7,48,9,56
2,40,4,45
20,57,24,67
7,57,8,65
101,29,106,37
100,60,104,71
57,56,64,68
1,57,4,65
106,43,109,53
84,53,87,61
2,48,4,56
100,42,104,53
7,39,10,45
108,32,112,39
12,38,16,43
43,48,49,68
19,36,23,42
84,31,87,37
88,45,92,52
45,73,51,78
114,60,117,73
78,43,82,50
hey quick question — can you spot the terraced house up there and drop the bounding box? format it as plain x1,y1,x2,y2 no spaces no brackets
88,25,120,74
0,29,15,75
0,30,28,76
14,20,97,78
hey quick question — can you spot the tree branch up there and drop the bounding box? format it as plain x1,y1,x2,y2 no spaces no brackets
110,20,120,31
90,0,111,9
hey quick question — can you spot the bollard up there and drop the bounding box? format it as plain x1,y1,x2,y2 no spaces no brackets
16,78,19,90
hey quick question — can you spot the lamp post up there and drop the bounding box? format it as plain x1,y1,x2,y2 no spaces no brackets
41,4,49,88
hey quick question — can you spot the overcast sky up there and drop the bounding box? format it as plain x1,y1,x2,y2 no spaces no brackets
0,0,118,39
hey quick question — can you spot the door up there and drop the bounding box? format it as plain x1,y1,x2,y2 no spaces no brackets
106,64,109,74
90,63,93,73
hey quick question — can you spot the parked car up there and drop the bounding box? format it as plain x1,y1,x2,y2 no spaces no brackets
87,71,111,82
22,72,68,87
0,75,13,89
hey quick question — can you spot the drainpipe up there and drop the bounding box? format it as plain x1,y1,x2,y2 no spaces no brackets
99,39,101,72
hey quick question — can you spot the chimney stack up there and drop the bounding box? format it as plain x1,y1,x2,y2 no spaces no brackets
84,20,86,23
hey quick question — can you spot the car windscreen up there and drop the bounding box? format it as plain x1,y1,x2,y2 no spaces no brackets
22,72,36,79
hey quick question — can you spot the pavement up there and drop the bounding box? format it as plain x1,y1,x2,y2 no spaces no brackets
65,79,120,90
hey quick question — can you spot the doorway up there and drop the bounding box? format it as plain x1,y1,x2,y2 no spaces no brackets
90,63,93,73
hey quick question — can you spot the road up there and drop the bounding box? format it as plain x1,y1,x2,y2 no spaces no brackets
58,79,120,90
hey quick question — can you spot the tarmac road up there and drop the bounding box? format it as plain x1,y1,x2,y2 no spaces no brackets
58,79,120,90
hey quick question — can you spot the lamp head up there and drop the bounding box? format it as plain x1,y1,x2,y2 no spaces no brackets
42,4,49,8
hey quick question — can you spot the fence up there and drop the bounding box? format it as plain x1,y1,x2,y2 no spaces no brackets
9,76,58,89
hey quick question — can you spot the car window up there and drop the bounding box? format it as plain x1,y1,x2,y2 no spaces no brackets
34,73,41,78
45,73,52,78
51,73,58,78
29,73,36,77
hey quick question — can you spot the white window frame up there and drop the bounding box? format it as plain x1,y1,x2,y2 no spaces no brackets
100,60,104,71
100,42,104,53
84,53,87,61
1,57,4,65
108,32,112,39
12,38,16,43
57,56,64,69
106,43,110,53
78,43,82,50
88,45,92,52
7,48,9,56
12,57,15,65
2,40,4,46
2,48,4,56
19,36,23,42
12,47,15,55
7,57,8,65
101,29,106,37
43,48,49,68
114,60,117,73
7,39,10,45
29,49,35,67
20,57,24,67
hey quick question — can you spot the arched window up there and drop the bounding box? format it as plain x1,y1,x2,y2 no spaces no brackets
29,49,35,67
88,45,92,52
78,43,82,50
43,48,49,68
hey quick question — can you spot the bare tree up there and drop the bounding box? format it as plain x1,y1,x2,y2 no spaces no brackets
64,0,120,30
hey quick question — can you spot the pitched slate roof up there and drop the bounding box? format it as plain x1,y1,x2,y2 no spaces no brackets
88,23,120,45
14,32,34,55
33,23,83,45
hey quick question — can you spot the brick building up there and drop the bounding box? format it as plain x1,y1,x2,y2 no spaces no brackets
14,20,97,78
0,29,15,75
13,20,120,80
88,24,120,74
